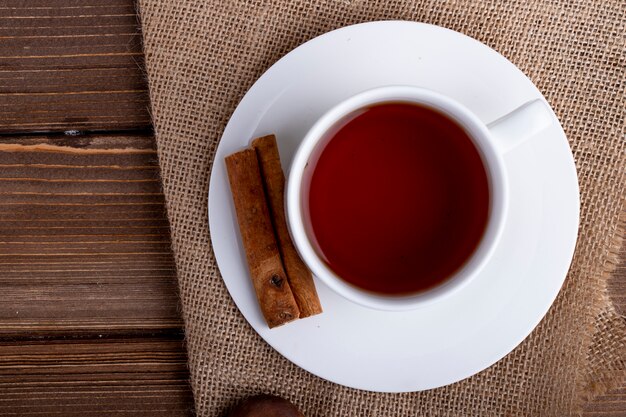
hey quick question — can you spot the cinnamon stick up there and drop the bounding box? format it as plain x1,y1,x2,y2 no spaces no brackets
252,135,323,317
225,148,300,328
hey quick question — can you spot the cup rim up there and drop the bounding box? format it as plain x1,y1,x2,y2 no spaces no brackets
286,85,508,311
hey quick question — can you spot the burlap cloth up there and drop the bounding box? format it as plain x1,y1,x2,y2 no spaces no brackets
137,1,625,415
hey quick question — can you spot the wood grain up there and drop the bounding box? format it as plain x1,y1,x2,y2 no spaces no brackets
0,133,183,334
0,0,151,133
0,133,194,412
609,244,626,317
0,1,193,411
583,244,626,416
0,336,194,416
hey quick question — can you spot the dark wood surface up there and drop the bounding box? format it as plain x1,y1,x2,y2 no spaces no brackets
0,1,193,415
0,0,150,133
0,0,622,415
0,133,183,337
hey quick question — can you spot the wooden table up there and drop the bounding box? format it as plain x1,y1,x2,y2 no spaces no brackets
0,1,622,415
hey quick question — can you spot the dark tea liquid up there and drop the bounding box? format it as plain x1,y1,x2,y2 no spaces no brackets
307,102,490,295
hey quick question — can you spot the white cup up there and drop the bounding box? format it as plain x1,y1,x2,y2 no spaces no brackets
286,86,552,311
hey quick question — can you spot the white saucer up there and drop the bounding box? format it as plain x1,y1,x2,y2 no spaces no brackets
208,21,579,392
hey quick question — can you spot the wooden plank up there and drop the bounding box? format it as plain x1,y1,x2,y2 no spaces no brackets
0,133,183,334
0,0,151,133
0,1,192,413
608,243,626,316
0,336,194,417
584,386,626,417
0,1,194,415
583,244,626,416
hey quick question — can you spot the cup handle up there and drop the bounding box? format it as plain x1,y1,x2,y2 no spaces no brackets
487,99,553,154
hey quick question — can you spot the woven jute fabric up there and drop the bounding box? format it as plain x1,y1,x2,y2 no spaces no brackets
137,1,625,415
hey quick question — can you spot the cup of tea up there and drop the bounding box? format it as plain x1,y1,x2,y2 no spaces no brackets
286,86,552,311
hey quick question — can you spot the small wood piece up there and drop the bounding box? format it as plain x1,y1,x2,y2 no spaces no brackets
225,149,300,328
252,135,323,318
229,394,305,417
